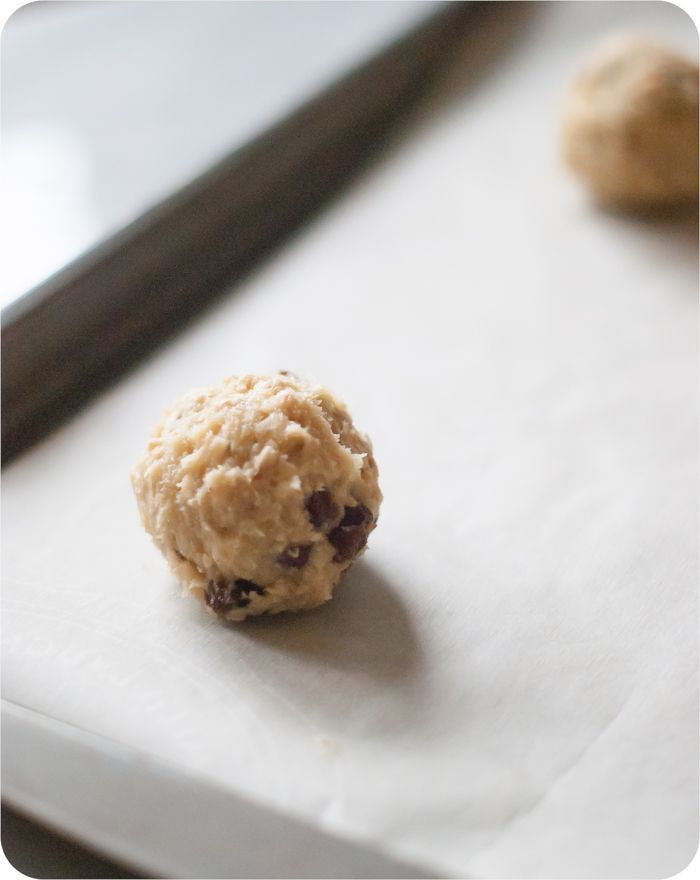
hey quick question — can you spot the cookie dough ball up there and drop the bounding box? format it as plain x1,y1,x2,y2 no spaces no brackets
131,373,381,621
562,35,699,207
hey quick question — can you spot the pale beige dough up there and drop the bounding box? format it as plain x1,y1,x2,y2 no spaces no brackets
131,373,381,621
562,35,699,207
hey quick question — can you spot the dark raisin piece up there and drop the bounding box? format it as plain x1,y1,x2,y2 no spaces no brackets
205,580,233,613
276,543,312,569
205,579,266,614
339,504,371,527
232,579,265,604
328,504,373,563
305,489,340,530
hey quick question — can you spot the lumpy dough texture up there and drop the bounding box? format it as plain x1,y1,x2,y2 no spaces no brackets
562,36,699,207
131,373,381,621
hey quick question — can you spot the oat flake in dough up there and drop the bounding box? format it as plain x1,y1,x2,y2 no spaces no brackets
131,373,382,621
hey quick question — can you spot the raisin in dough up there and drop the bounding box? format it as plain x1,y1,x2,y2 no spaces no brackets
562,35,699,207
131,373,381,621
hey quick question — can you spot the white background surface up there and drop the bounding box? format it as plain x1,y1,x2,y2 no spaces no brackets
3,2,698,878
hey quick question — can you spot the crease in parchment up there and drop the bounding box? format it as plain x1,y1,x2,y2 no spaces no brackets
464,689,636,867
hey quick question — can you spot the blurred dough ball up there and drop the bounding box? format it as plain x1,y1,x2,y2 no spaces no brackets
131,373,381,622
562,35,699,208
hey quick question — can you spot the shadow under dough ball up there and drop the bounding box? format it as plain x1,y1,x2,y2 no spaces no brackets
131,373,381,621
562,35,699,208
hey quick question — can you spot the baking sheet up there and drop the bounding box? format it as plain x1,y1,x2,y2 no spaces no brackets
3,2,697,877
1,0,437,305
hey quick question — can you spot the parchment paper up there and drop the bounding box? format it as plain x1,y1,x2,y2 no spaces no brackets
3,3,697,877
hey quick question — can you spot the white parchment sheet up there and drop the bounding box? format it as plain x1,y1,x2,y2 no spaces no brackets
3,3,697,877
